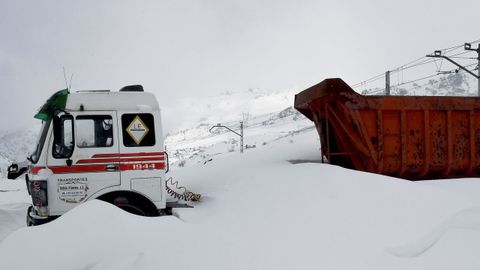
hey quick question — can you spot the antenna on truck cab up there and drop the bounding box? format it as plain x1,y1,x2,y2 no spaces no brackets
63,67,68,91
69,74,73,91
62,67,74,92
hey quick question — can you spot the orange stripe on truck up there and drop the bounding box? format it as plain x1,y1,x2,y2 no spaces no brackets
31,162,165,174
76,156,164,164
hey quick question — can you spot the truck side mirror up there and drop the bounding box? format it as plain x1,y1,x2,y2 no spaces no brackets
7,163,27,179
52,114,74,159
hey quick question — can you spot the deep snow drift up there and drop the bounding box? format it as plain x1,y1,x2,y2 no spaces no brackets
1,130,480,270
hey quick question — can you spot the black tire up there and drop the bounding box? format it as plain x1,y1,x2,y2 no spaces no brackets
98,193,159,217
115,202,147,216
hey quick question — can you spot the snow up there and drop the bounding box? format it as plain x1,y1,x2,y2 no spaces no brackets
0,124,39,178
2,85,480,269
1,129,480,269
359,71,478,96
0,179,30,242
164,107,312,167
163,87,297,132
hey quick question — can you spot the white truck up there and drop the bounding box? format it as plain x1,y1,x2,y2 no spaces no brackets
7,85,189,226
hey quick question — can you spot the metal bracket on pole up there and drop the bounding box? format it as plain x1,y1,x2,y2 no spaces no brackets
427,43,480,96
209,122,244,153
426,51,479,79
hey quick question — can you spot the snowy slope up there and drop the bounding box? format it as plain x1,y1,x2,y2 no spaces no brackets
161,86,313,167
360,71,477,96
1,130,480,270
163,87,298,131
0,125,39,178
165,106,312,167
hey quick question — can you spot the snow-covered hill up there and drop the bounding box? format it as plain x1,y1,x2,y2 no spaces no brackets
360,71,477,96
163,87,299,131
165,106,312,167
162,87,313,168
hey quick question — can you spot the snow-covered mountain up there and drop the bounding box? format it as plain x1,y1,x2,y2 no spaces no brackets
164,105,312,167
360,71,477,96
164,87,299,131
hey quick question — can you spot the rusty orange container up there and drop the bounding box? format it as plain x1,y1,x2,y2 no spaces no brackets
295,78,480,180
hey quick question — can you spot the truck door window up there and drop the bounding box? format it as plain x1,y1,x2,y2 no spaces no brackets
52,115,74,159
76,115,114,148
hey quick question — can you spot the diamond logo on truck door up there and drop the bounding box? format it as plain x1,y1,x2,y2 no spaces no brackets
126,116,150,144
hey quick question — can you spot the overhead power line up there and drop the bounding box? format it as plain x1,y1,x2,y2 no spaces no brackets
353,38,480,96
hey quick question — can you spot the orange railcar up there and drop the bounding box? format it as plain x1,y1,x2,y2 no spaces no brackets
295,78,480,180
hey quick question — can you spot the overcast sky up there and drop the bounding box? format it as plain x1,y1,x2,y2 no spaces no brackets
1,0,479,132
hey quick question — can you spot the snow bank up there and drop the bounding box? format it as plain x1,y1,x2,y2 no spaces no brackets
0,179,30,241
1,131,480,270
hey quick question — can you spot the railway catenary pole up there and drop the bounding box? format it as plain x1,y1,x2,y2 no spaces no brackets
385,70,391,96
464,43,480,96
240,121,244,153
209,122,244,154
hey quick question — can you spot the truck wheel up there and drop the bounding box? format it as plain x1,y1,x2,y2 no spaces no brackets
98,192,158,217
114,198,147,216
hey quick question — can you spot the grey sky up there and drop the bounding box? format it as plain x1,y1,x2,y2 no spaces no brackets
1,0,479,132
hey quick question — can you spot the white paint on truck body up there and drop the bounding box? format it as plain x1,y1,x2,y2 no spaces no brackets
28,89,167,219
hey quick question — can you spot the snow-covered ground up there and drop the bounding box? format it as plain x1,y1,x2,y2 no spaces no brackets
2,83,480,269
165,106,312,167
1,129,480,269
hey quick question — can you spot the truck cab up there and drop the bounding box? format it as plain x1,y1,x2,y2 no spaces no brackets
9,85,170,225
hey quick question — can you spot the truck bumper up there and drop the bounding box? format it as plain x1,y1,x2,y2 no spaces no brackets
26,206,58,226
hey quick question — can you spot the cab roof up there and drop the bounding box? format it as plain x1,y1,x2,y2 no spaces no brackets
34,87,159,120
66,91,159,112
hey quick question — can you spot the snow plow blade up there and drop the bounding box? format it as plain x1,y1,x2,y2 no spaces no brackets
295,78,480,180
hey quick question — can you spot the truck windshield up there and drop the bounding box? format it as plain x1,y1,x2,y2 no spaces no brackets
30,119,51,164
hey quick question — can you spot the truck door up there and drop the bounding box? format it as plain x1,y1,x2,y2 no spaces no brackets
117,111,164,202
46,111,120,215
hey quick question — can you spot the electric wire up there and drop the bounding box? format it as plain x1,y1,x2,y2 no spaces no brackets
393,64,477,88
353,38,480,93
360,64,478,96
398,68,477,93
